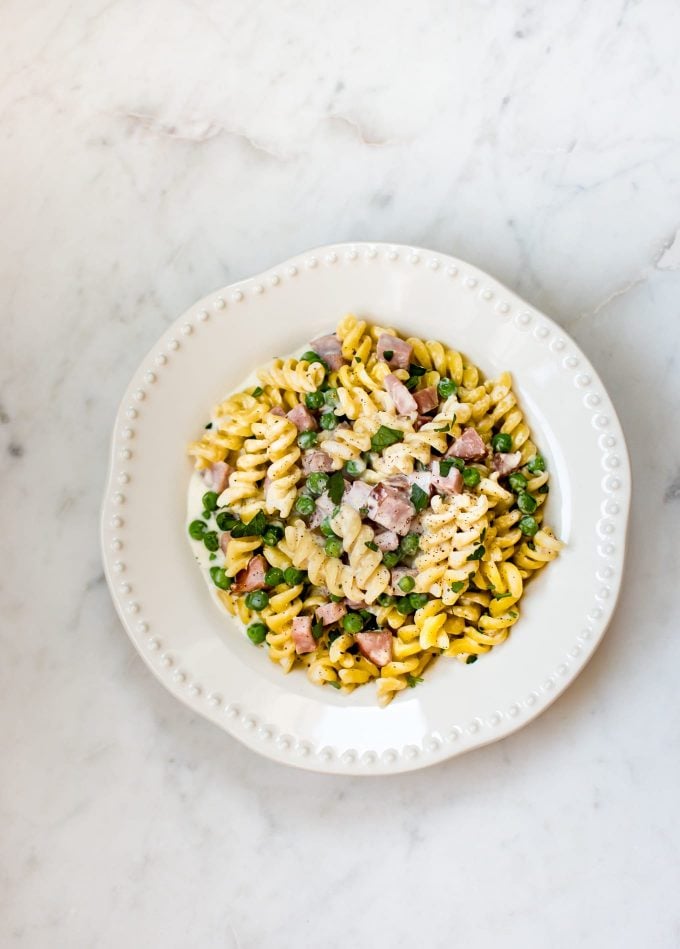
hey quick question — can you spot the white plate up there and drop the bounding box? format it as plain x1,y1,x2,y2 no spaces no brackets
101,243,630,774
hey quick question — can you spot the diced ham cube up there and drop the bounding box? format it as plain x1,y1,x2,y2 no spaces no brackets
292,616,317,654
202,461,233,494
310,333,346,371
287,404,317,432
493,451,522,476
367,483,414,536
231,554,267,594
373,529,399,551
431,460,463,496
413,385,439,414
344,479,373,512
302,450,335,473
384,374,418,415
447,428,487,461
309,492,336,529
377,334,412,370
355,630,393,668
269,406,286,417
219,531,231,553
345,598,368,610
414,415,432,431
315,601,347,625
407,470,433,495
390,566,417,595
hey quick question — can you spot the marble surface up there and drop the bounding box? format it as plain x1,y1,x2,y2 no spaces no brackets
2,1,680,946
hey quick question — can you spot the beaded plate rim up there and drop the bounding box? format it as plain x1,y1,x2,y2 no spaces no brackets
101,242,631,774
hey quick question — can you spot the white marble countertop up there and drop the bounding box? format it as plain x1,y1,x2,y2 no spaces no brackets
3,2,680,946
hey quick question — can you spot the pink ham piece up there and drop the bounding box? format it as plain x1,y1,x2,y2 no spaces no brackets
292,616,317,655
373,529,399,551
344,479,373,512
413,386,439,414
302,450,335,473
407,470,433,496
231,554,267,594
202,461,233,494
390,566,417,595
493,451,522,476
219,532,231,553
447,427,487,461
414,415,432,431
287,404,317,432
367,483,414,536
310,333,346,371
345,598,368,610
431,460,463,496
315,601,347,625
377,334,412,370
355,631,393,668
309,492,336,529
269,406,286,417
384,374,418,415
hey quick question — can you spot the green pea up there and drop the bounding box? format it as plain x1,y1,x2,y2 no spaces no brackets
320,518,337,538
324,537,343,558
300,350,322,364
438,377,458,399
382,551,400,568
323,388,339,407
517,492,538,514
342,612,364,633
202,491,219,511
247,622,268,645
527,454,546,474
462,467,481,488
284,567,306,586
320,412,337,431
408,593,429,611
396,597,413,616
329,593,344,603
209,566,231,590
203,531,219,552
264,523,284,542
307,472,329,496
305,390,325,410
298,430,318,449
295,495,316,516
491,432,512,453
378,594,397,607
344,458,366,477
245,590,269,611
400,533,420,556
519,515,539,537
262,528,283,546
216,511,239,531
508,472,527,493
188,519,207,540
398,575,416,593
265,567,284,587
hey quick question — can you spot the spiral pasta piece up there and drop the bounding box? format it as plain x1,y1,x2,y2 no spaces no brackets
258,357,325,393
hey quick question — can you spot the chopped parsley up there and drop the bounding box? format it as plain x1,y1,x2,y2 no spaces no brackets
450,580,465,593
466,655,478,665
538,484,549,494
327,680,342,689
312,622,324,640
408,363,426,376
406,674,424,688
370,425,404,451
230,510,266,538
438,458,455,477
480,527,487,542
493,591,512,600
251,386,264,397
435,423,451,433
508,610,518,618
204,421,213,429
359,505,369,517
328,470,345,505
365,541,378,552
354,356,361,363
383,349,394,361
466,545,485,561
410,483,429,513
